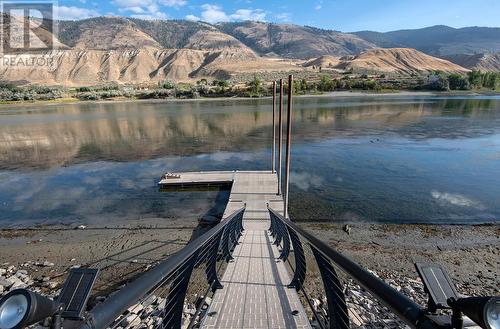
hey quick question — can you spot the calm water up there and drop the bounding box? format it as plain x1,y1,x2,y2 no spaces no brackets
0,95,499,227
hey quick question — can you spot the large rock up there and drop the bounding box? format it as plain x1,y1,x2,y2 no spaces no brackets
0,278,13,289
122,314,140,327
8,276,27,290
127,303,144,315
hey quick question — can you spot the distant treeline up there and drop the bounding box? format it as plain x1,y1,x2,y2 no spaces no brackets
0,71,498,103
422,71,500,91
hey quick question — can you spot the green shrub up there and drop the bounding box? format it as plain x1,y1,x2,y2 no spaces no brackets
77,92,101,100
318,75,334,91
468,71,483,88
448,74,471,90
158,80,177,89
427,74,450,91
248,76,263,96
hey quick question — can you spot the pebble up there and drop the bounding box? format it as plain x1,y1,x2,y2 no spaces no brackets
0,277,13,289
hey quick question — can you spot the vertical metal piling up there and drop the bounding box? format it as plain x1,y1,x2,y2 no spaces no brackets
278,79,284,195
272,81,277,174
284,75,293,218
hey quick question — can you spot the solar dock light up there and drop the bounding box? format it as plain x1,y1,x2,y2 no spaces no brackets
0,268,98,329
0,289,58,329
416,263,499,329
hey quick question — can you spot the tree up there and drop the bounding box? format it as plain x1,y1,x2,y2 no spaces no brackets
448,74,470,90
213,79,230,94
294,79,308,94
248,76,263,96
318,75,334,91
197,79,208,86
468,71,483,88
484,72,499,90
428,73,450,91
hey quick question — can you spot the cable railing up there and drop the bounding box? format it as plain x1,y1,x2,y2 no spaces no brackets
78,207,244,329
267,206,461,329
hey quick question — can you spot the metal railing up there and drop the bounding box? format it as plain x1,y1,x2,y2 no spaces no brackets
79,207,245,329
268,207,446,329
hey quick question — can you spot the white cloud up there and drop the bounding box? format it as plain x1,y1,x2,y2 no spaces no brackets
160,0,187,8
275,12,291,22
200,4,229,23
114,0,147,7
230,9,266,21
199,4,266,23
55,5,100,20
315,4,322,10
114,0,168,20
125,6,147,14
185,14,200,21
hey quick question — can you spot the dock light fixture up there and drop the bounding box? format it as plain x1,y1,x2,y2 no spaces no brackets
416,263,499,329
448,297,499,329
0,289,57,329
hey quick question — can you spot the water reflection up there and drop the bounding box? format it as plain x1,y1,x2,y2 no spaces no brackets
0,96,499,226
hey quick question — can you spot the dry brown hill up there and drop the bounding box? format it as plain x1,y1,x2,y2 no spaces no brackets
336,48,469,74
0,48,298,86
219,22,376,59
1,14,69,52
303,55,341,68
443,53,500,72
66,18,161,50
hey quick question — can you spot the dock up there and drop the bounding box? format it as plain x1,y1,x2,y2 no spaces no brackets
159,171,312,329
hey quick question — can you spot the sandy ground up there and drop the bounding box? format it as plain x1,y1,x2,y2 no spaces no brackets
301,223,499,297
0,219,197,297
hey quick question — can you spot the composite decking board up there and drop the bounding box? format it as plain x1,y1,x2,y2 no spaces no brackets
159,171,311,328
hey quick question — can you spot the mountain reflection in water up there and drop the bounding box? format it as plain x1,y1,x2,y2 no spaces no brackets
0,95,499,226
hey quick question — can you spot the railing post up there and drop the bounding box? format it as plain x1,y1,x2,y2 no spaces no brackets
278,78,284,195
311,247,350,329
276,219,291,261
221,208,245,262
205,231,224,292
284,74,294,219
162,251,199,329
287,229,306,291
272,81,277,174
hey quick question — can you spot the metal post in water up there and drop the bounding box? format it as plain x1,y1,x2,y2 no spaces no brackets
284,75,293,218
272,81,277,174
277,79,284,195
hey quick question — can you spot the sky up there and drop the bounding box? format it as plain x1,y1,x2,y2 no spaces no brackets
45,0,500,32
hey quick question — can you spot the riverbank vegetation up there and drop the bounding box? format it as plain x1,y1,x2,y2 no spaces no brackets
0,71,498,104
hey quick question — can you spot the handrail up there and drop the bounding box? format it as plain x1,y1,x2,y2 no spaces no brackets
80,207,245,329
268,207,442,329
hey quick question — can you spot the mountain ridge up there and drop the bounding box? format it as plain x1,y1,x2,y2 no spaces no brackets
1,16,499,86
353,25,500,56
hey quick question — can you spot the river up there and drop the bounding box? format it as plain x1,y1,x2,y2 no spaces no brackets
0,95,499,226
